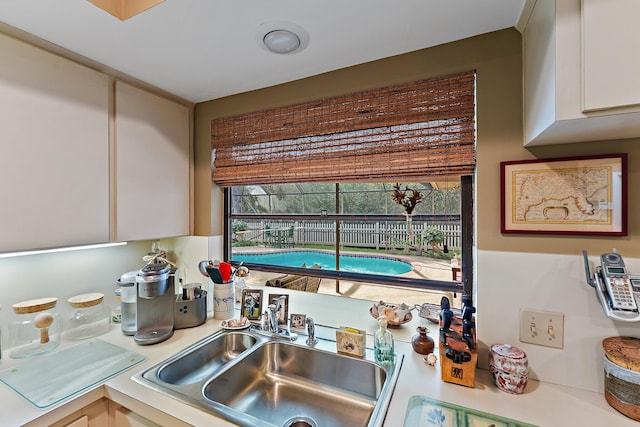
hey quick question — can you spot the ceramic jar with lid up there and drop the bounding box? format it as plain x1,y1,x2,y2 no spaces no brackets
63,293,110,340
489,343,529,394
9,297,60,358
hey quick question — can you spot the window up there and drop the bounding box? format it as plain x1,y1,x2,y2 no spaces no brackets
225,180,471,298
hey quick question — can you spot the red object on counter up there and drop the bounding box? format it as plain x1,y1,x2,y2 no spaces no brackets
218,262,232,282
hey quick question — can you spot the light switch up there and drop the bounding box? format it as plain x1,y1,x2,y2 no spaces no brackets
519,308,564,349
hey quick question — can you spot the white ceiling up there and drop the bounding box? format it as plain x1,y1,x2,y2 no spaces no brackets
0,0,526,103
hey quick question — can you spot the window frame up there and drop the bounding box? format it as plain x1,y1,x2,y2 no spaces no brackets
223,176,473,297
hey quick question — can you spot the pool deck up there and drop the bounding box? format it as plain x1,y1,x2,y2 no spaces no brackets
233,246,461,308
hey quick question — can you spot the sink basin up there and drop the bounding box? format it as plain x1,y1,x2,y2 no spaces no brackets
204,341,388,427
133,328,402,427
157,332,256,385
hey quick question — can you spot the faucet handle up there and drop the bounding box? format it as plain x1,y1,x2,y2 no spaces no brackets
305,317,318,346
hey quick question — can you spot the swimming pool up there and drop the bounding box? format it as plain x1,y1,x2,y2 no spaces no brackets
233,250,413,275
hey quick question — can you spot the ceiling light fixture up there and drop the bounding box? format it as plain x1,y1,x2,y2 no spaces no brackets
263,30,301,54
87,0,165,21
256,21,309,55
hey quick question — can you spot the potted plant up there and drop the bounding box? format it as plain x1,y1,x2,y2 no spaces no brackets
391,183,424,215
232,220,247,242
423,226,445,254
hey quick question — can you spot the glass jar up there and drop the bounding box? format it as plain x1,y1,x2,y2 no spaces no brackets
63,293,110,340
10,297,60,358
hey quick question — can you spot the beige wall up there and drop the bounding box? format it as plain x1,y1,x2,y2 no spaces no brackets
195,27,640,256
194,29,524,238
194,28,640,393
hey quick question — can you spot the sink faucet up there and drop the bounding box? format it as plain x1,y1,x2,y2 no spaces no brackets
267,295,286,333
305,317,318,346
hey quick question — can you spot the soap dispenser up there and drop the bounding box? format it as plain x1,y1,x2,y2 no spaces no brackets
374,316,395,364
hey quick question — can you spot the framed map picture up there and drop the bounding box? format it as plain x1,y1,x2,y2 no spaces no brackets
500,154,627,236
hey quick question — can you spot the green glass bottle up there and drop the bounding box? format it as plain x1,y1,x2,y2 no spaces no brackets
374,316,394,364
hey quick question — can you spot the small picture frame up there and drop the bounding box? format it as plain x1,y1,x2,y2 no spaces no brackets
241,289,263,320
268,293,289,325
290,313,306,329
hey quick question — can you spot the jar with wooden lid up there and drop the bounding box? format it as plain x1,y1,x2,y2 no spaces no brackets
63,293,110,340
9,297,60,358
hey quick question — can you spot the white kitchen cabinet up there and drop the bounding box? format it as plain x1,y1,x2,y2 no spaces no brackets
114,82,190,242
0,33,110,252
582,0,640,112
523,0,640,146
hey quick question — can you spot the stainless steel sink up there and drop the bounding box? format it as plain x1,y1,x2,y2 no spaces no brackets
133,327,403,427
157,332,257,385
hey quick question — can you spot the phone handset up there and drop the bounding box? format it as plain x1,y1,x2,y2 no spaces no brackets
583,250,640,322
599,252,638,311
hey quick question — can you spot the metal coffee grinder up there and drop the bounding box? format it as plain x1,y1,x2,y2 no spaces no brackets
134,262,176,345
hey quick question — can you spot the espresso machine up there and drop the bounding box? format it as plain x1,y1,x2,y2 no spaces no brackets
134,262,176,345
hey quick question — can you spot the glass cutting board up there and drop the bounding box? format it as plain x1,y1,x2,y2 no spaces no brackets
0,339,145,408
403,395,538,427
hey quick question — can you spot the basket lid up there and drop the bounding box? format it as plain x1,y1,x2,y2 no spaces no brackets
603,336,640,372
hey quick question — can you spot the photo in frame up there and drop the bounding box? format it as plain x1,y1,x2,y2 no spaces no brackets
290,313,306,329
267,293,289,325
241,289,263,320
500,153,627,236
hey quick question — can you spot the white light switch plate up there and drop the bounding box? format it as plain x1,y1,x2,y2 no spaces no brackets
519,308,564,349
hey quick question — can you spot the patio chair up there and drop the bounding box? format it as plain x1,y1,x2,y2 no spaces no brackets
283,225,295,248
264,224,275,247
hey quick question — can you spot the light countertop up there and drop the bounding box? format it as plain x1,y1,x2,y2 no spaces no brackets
0,288,635,427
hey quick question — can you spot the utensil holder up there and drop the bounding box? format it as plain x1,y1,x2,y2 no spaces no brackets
213,282,235,320
174,291,207,329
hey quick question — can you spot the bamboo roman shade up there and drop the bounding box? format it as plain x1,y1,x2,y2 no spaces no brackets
211,70,476,187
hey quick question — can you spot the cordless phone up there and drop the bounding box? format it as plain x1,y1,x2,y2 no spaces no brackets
599,252,638,311
583,250,640,322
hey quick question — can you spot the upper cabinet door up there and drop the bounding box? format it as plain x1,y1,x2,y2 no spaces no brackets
582,0,640,111
523,0,640,146
0,33,110,252
114,82,190,242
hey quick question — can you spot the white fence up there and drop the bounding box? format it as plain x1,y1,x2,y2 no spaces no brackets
236,220,461,251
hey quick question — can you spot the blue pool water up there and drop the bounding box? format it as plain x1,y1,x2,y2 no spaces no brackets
233,250,413,275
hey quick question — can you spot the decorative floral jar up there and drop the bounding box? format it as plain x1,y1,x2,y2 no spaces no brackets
489,343,528,394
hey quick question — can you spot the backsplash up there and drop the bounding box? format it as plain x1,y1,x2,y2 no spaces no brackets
0,236,218,354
